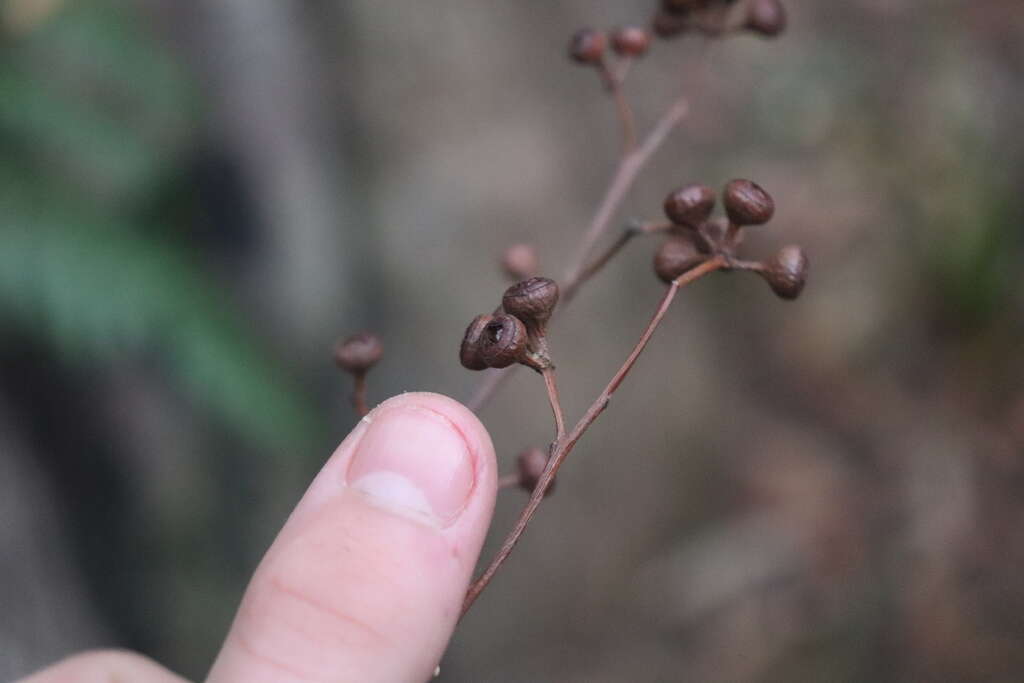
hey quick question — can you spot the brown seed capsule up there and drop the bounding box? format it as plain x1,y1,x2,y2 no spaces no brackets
723,179,775,226
760,245,808,299
654,236,705,283
568,29,606,64
333,332,383,374
663,183,716,227
745,0,787,37
500,243,539,281
479,315,528,369
517,447,555,494
610,26,651,57
459,314,493,371
502,277,559,330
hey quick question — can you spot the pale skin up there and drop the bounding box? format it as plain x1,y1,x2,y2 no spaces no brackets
20,392,499,683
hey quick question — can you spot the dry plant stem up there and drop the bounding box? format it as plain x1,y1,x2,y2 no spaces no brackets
613,58,634,86
727,258,764,272
562,96,690,292
599,61,636,153
351,373,369,417
461,255,728,617
612,86,637,153
567,221,673,299
542,366,567,440
570,230,637,297
467,98,689,415
724,221,741,248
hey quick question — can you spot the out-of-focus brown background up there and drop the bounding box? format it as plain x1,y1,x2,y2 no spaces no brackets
1,0,1022,680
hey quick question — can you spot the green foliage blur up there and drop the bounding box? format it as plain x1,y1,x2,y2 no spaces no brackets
0,2,319,455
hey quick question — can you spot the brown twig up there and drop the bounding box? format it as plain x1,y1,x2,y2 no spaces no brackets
724,220,741,248
562,95,690,290
566,220,674,300
461,255,728,617
351,373,369,417
599,61,637,153
726,257,765,272
612,57,634,88
542,366,567,440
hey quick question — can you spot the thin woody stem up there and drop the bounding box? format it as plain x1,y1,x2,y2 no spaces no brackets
467,97,690,415
351,373,369,417
542,366,567,440
565,221,673,300
562,96,690,291
461,255,727,617
724,221,741,249
612,57,634,87
726,258,765,272
599,61,636,153
613,85,637,153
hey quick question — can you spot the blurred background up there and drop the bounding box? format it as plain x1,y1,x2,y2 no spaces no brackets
1,0,1022,680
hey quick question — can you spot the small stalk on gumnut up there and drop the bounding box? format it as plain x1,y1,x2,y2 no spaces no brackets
333,332,383,417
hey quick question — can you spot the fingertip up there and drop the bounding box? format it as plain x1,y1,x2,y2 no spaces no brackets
19,650,187,683
209,392,498,683
372,391,497,486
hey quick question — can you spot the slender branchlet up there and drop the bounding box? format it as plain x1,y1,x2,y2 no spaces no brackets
333,332,383,417
653,0,788,39
333,1,807,624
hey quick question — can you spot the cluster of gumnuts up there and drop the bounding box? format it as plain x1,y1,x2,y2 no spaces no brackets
655,179,808,298
566,0,786,67
458,277,563,493
654,0,786,39
459,277,560,374
328,2,804,620
568,25,652,66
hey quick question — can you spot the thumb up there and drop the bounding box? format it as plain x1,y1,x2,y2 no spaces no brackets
208,392,497,683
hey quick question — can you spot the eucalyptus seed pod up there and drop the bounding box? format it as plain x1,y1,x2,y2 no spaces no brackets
760,245,808,300
653,236,704,283
610,26,651,57
663,183,716,227
516,447,555,494
479,314,529,369
568,29,606,64
502,277,559,330
333,332,383,374
459,314,493,371
501,243,539,281
723,179,775,226
745,0,786,37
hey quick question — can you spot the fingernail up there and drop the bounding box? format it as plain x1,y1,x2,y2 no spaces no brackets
346,405,475,526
